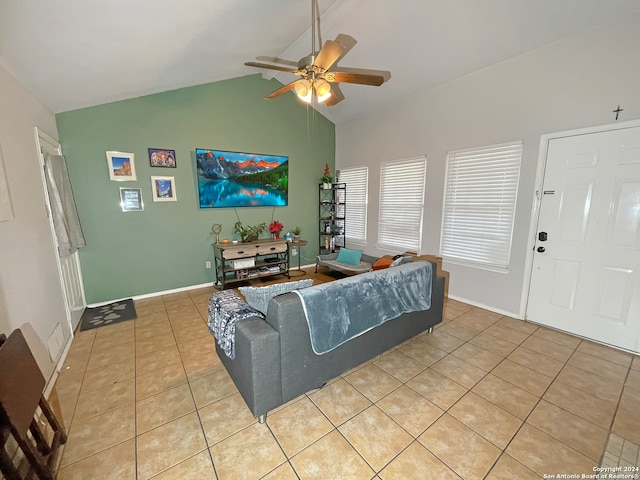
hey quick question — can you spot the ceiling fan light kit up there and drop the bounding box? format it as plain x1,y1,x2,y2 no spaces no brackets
244,0,389,106
314,79,332,101
294,77,332,104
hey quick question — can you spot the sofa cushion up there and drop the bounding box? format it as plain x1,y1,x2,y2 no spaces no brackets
372,257,393,270
336,248,363,265
239,279,313,314
390,255,413,267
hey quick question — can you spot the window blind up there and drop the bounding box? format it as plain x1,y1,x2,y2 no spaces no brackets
378,157,427,251
440,141,522,269
339,166,368,242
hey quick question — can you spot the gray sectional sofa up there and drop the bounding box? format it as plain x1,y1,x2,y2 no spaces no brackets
215,260,446,422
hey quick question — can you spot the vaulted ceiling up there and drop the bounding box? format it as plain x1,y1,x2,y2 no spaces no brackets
1,0,639,124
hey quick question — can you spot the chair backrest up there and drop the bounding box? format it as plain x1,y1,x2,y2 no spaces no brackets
0,329,45,437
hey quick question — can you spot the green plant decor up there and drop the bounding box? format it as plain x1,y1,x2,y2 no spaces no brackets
292,226,302,235
233,221,266,242
321,163,333,184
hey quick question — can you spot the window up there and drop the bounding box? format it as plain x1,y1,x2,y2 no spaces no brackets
378,156,427,251
339,166,368,243
440,141,522,270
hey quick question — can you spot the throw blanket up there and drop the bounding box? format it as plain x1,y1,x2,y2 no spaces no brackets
208,290,264,359
294,261,432,355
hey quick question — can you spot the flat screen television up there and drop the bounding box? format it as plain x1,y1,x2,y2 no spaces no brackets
196,148,288,208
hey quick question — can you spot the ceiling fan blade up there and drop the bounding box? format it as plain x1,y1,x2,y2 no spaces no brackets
333,34,357,60
313,40,345,71
324,84,345,106
256,56,298,68
244,61,298,74
264,80,298,99
331,66,391,83
325,71,385,86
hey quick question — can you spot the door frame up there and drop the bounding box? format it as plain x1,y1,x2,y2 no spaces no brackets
520,118,640,320
33,127,87,337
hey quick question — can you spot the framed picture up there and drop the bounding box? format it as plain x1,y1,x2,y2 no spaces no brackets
148,148,176,168
195,148,288,208
119,187,143,212
106,151,136,181
151,176,177,202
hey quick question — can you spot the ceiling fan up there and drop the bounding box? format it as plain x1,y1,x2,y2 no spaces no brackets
244,0,390,106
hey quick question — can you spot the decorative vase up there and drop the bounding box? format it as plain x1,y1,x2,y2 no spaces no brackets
322,182,332,189
272,232,280,239
293,235,301,242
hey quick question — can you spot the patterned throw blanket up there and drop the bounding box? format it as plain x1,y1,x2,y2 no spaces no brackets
208,290,265,359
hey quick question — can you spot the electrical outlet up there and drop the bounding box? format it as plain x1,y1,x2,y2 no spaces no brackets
291,249,297,256
205,260,211,269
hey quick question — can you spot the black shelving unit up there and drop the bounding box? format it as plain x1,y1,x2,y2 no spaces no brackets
319,183,346,255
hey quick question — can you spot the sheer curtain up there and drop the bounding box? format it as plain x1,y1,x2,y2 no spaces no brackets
44,154,85,256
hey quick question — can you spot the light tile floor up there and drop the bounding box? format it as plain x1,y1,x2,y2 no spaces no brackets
49,270,640,479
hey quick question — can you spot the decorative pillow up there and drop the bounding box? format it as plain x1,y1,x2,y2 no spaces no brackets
238,279,313,314
390,255,413,267
335,248,363,266
372,258,393,270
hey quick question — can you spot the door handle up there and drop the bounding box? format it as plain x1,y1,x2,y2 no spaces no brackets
537,246,545,253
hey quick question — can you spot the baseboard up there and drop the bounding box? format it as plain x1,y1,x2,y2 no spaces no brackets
86,282,214,308
87,266,318,308
44,332,74,399
447,294,522,320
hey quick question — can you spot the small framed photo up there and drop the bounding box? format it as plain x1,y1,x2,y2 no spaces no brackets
119,187,143,212
106,151,136,181
148,148,176,168
151,176,177,202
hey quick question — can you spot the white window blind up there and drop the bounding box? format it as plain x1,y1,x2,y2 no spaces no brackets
440,141,522,270
378,156,427,251
339,166,368,243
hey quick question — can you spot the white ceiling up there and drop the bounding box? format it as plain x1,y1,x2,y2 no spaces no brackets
1,0,639,124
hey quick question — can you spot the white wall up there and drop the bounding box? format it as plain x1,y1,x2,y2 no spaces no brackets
0,64,69,379
336,14,640,316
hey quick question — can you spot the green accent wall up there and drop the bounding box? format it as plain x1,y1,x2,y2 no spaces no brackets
56,74,335,303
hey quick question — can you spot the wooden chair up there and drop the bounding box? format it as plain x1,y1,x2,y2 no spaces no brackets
0,330,67,480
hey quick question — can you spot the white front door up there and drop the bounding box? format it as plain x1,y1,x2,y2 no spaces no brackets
35,128,86,334
526,123,640,353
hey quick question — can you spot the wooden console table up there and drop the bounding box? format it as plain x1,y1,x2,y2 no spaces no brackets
213,238,289,289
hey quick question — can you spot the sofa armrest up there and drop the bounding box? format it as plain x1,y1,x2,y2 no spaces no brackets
361,253,379,265
316,252,339,263
215,317,282,419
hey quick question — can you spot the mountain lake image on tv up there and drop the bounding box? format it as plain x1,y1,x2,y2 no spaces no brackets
196,149,288,208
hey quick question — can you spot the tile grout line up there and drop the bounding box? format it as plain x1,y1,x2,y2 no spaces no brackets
436,315,540,478
432,311,610,477
599,359,637,469
180,295,222,480
484,330,585,477
57,294,638,478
